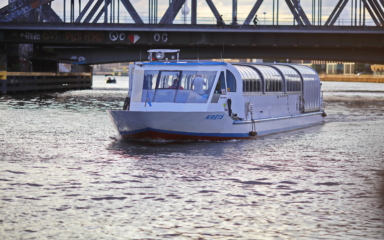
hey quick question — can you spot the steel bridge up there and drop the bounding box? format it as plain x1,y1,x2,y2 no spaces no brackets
0,0,384,64
2,0,384,26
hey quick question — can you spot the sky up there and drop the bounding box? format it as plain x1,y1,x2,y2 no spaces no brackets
0,0,377,25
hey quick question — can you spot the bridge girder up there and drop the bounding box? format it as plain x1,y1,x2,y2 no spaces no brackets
1,1,384,65
284,0,312,26
52,45,384,65
325,0,349,26
0,24,376,64
0,0,53,22
40,4,63,23
119,0,144,24
365,0,384,25
2,24,383,46
159,0,187,25
243,0,264,25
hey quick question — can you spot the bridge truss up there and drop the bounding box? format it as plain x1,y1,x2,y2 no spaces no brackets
1,0,384,26
1,0,383,64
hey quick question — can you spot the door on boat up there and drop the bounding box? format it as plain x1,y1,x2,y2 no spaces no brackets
212,71,238,115
211,71,227,102
225,70,238,116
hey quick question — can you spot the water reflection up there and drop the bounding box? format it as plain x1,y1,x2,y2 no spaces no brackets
0,78,383,239
108,138,244,158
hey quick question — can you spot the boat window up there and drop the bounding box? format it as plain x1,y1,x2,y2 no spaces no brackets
142,70,218,104
272,65,301,92
153,71,180,102
141,70,159,102
187,71,217,103
289,65,321,112
175,71,195,103
253,65,283,92
211,71,226,103
291,65,318,82
179,71,194,90
226,70,237,92
156,71,180,89
214,71,226,94
235,65,262,92
174,70,217,103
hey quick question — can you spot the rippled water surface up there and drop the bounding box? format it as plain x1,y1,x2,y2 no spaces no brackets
1,76,384,239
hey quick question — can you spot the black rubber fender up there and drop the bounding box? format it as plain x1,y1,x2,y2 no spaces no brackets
123,97,130,110
227,98,232,116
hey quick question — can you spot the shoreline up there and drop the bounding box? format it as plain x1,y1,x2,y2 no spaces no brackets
320,75,384,83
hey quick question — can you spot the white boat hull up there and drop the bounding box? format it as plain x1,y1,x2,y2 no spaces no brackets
106,110,325,140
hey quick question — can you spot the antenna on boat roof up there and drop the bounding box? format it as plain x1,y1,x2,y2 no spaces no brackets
221,52,223,62
140,51,141,61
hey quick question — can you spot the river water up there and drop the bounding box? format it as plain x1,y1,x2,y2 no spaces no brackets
1,76,383,239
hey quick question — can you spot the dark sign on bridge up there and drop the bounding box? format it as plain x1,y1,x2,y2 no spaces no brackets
4,30,146,45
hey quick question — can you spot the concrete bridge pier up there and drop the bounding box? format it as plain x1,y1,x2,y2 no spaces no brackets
0,43,93,94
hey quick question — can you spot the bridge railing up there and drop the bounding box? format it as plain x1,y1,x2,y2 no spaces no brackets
50,10,379,26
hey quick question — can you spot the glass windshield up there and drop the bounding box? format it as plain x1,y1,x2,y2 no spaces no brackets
156,71,180,89
141,70,217,104
194,71,216,93
141,70,158,102
153,71,180,102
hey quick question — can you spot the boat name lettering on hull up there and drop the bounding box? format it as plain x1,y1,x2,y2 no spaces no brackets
205,114,224,120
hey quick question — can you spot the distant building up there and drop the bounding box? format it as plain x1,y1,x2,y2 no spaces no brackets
371,65,384,75
302,61,372,75
326,62,355,75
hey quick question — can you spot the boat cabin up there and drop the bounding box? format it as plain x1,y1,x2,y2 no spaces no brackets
128,50,322,121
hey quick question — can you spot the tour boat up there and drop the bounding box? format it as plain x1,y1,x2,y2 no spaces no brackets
106,49,326,141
